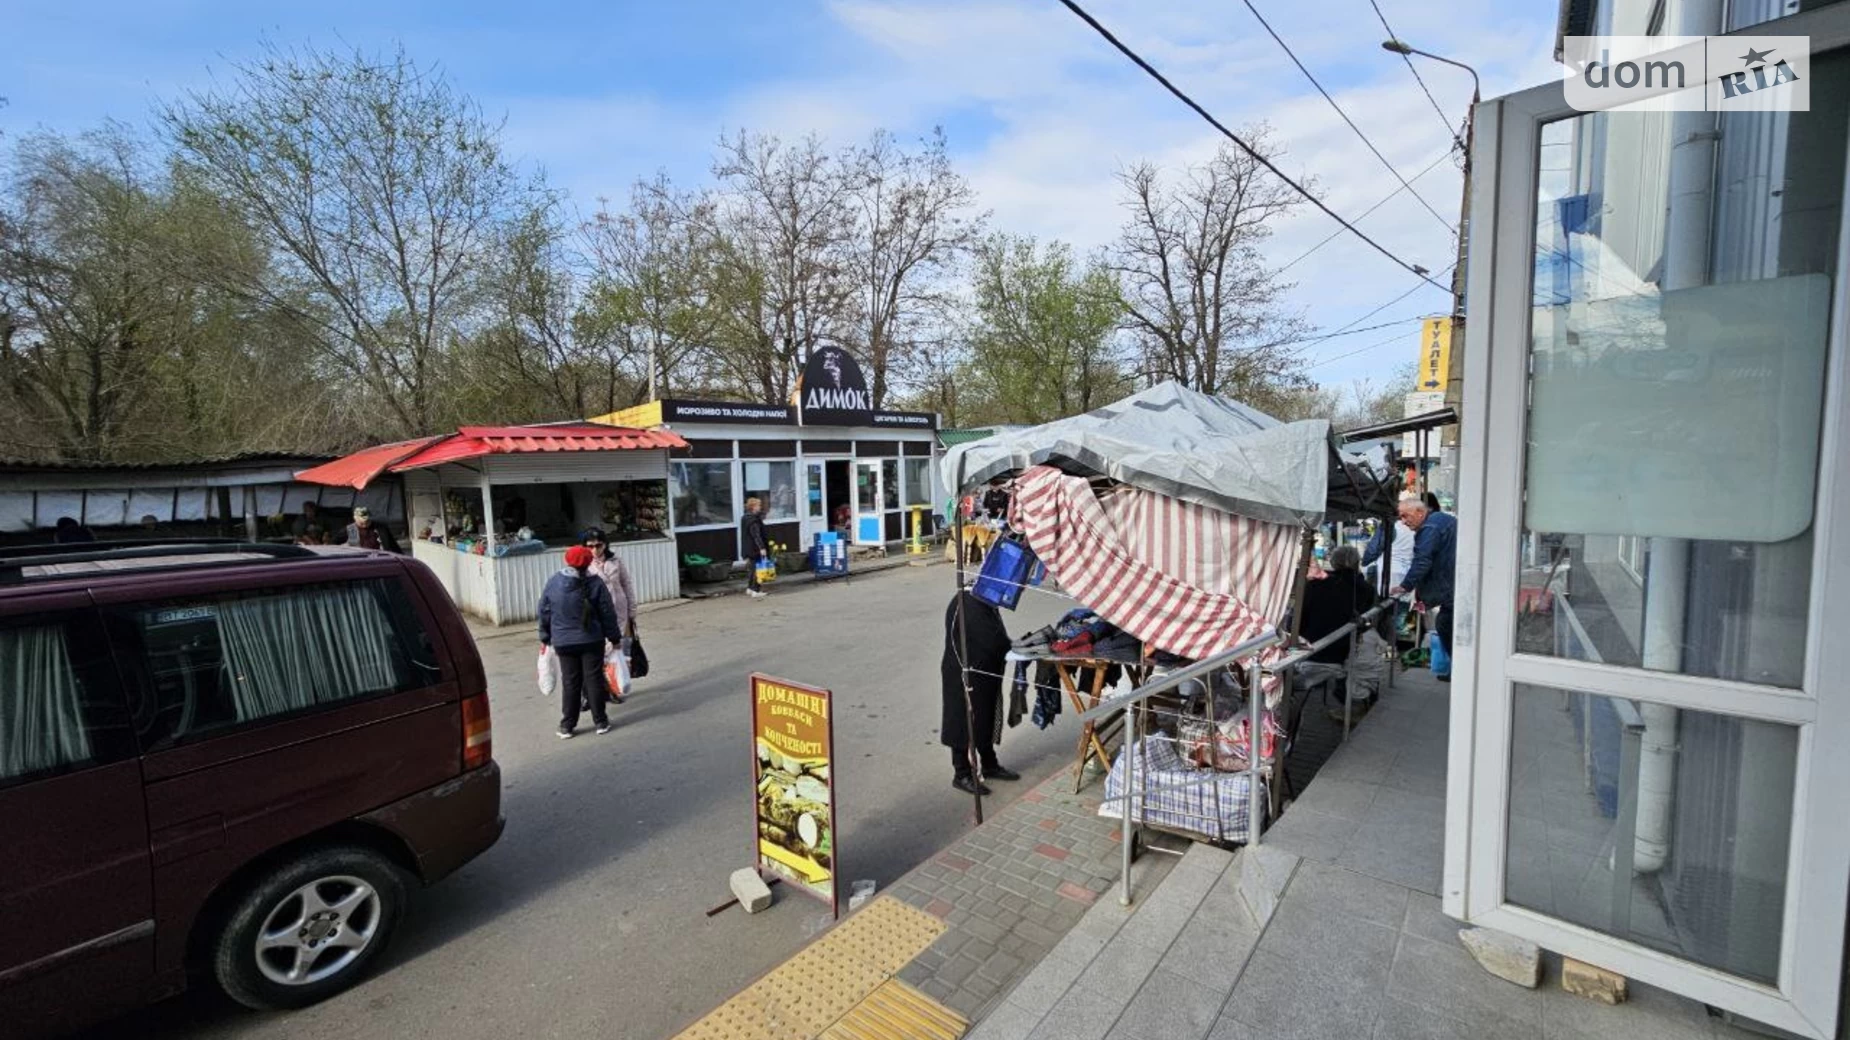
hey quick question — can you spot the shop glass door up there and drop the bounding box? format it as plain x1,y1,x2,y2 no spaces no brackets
853,460,883,545
1453,27,1850,1038
803,461,827,548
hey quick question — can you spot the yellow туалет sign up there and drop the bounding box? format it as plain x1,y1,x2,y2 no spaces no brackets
1417,316,1453,392
751,673,838,915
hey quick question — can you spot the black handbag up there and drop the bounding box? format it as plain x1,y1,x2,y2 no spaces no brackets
628,626,650,679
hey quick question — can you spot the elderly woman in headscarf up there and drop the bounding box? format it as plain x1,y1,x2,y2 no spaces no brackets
939,587,1021,795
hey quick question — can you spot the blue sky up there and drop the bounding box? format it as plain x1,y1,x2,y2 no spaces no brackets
4,0,1560,393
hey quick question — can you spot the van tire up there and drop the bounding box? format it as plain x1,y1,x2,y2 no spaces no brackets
212,846,409,1010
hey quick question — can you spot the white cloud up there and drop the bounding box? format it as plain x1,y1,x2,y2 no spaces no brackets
495,0,1563,385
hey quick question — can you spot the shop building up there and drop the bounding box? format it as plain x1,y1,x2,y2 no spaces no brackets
591,347,941,568
296,424,684,625
1448,4,1850,1036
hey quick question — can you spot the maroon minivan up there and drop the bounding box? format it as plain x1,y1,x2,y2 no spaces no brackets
0,541,503,1037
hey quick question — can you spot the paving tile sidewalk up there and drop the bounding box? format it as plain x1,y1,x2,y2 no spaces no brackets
879,765,1184,1021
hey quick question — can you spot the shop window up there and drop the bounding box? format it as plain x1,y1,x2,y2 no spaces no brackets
881,459,899,511
672,462,735,528
744,461,797,522
902,458,932,507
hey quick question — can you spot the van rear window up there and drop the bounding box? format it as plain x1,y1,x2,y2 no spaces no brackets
118,577,439,746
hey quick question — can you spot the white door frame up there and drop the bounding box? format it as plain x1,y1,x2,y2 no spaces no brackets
801,458,829,548
852,459,884,546
1447,10,1850,1036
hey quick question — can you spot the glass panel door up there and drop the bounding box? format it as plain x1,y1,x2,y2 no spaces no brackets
1456,35,1850,1039
853,461,883,546
804,461,826,548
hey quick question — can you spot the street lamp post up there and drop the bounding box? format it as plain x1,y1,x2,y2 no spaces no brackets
1383,39,1481,459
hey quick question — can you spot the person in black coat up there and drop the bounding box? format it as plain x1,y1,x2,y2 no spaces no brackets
940,589,1021,795
1298,545,1379,719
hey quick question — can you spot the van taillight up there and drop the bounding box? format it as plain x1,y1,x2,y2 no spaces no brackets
462,693,492,769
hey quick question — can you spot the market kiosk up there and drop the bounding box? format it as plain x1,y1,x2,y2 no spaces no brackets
296,423,686,625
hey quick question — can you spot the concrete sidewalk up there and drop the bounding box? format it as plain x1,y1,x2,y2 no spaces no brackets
972,672,1757,1040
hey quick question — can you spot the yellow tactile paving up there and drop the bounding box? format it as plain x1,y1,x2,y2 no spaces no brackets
672,897,953,1040
821,979,968,1040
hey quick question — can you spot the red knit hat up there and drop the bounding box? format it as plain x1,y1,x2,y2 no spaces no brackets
564,545,595,570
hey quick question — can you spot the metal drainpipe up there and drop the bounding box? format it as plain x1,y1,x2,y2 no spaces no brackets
1633,0,1724,875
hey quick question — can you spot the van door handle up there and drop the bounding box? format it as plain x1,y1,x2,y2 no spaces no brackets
151,814,225,866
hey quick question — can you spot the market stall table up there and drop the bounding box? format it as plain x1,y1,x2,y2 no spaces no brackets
1006,649,1152,793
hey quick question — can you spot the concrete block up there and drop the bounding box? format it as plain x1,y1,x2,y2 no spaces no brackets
729,868,772,913
1458,926,1541,988
1561,957,1628,1005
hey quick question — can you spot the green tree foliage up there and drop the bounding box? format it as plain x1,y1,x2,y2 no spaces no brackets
962,234,1131,426
0,127,331,461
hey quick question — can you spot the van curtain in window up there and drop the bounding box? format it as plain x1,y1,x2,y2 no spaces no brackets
751,673,837,914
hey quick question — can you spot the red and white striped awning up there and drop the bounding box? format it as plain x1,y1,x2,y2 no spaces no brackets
1011,465,1301,664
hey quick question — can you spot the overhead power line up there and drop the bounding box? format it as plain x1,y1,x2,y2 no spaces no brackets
1237,0,1454,234
1054,0,1449,294
1368,0,1465,150
1308,264,1453,347
1277,148,1454,274
1267,317,1426,351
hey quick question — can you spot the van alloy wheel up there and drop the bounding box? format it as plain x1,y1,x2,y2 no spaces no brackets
213,845,407,1010
254,875,383,986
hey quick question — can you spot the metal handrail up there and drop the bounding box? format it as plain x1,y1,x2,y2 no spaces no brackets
1263,601,1392,674
1077,630,1285,724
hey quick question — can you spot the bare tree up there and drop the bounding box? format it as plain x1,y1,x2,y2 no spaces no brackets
467,195,647,421
587,175,723,400
703,131,856,403
1111,135,1310,410
842,128,980,408
164,43,527,435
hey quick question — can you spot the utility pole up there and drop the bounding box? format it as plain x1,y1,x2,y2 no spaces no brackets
1382,41,1480,458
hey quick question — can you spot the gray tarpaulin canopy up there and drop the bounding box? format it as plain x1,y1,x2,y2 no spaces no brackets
941,382,1396,527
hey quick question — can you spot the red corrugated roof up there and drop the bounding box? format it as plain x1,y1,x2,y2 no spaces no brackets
293,436,448,490
295,425,686,490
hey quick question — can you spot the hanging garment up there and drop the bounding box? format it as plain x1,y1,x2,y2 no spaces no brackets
1009,662,1029,728
1031,661,1062,729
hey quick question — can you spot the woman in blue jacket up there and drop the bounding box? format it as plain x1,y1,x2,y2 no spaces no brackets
540,544,624,738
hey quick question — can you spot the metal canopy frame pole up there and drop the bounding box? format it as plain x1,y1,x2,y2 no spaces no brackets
952,455,983,826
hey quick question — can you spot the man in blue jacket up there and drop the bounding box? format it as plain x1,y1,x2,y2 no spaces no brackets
540,545,624,737
1390,495,1457,681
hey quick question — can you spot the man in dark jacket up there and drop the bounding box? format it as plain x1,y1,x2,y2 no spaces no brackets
1392,495,1458,678
342,506,402,553
540,545,624,738
940,588,1021,795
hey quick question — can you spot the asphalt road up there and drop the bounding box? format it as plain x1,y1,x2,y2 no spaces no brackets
92,562,1078,1040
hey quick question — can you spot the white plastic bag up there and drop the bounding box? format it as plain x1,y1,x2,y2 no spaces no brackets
537,645,560,698
603,645,632,699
